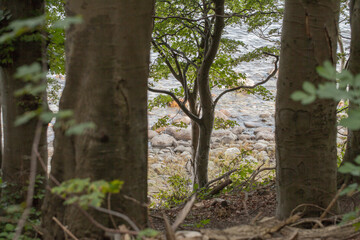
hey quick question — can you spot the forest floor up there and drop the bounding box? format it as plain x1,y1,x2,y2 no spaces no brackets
149,182,360,239
149,181,276,231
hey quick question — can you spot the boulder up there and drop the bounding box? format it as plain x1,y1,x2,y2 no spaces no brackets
151,134,178,148
165,126,191,141
148,130,158,139
174,116,191,125
255,132,274,141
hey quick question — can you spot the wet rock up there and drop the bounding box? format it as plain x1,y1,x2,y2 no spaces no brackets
148,130,158,139
151,134,178,148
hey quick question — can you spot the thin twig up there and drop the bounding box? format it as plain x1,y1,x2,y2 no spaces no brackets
14,121,42,240
52,217,79,240
107,194,117,229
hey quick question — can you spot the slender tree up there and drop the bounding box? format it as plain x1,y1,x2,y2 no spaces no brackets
275,0,340,219
41,0,154,238
0,0,48,200
339,0,360,184
150,0,280,188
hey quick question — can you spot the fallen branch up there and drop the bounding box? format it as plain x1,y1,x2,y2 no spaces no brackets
208,179,232,196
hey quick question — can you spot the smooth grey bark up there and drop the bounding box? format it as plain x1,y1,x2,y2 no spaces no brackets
340,0,360,184
0,0,47,201
41,0,154,239
275,0,340,219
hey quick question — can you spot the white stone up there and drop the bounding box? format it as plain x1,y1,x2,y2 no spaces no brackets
244,121,262,128
151,134,178,148
255,132,274,141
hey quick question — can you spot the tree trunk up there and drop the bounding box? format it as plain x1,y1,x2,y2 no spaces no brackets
0,0,47,201
275,0,340,219
192,0,224,189
339,0,360,184
41,0,154,239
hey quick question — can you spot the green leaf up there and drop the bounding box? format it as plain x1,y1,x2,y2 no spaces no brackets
15,111,37,126
4,223,15,232
65,122,96,136
291,91,309,101
316,61,336,80
340,183,358,196
339,163,360,176
355,156,360,165
303,82,316,95
14,63,45,82
339,110,360,130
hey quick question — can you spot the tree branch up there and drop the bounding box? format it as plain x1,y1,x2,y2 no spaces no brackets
148,86,201,123
214,52,279,107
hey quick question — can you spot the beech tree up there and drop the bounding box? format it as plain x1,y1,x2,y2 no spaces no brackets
150,0,280,188
41,0,154,238
340,0,360,183
0,0,48,200
275,0,340,219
